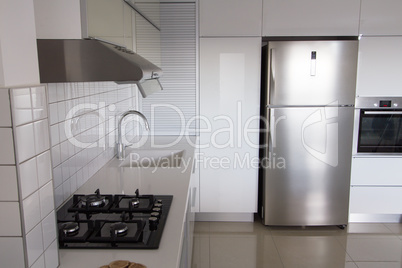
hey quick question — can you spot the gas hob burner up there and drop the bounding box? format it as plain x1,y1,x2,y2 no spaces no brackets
110,222,129,236
61,222,79,236
80,194,106,208
68,189,113,216
110,189,155,214
130,198,140,208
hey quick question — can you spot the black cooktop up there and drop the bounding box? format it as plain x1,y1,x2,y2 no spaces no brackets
57,189,173,249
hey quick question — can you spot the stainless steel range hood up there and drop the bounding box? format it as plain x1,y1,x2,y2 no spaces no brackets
36,39,163,97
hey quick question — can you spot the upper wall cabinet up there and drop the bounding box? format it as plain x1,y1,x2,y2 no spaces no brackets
262,0,360,36
200,0,262,36
84,0,135,51
360,0,402,35
356,36,402,97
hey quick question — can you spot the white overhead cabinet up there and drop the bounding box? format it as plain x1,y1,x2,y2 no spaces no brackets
360,0,402,35
199,0,262,37
262,0,360,36
199,37,261,215
356,37,402,97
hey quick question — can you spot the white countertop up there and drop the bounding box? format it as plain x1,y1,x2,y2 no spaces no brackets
59,136,197,268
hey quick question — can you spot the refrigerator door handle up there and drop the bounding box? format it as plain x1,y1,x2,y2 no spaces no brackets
268,48,276,104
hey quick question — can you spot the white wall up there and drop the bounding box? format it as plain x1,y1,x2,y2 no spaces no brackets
0,0,40,87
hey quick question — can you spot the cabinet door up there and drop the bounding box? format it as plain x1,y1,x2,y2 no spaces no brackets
351,157,402,186
200,0,262,36
360,0,402,35
199,37,261,213
356,37,402,97
262,0,360,36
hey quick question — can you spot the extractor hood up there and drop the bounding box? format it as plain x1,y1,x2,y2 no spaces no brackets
36,39,163,98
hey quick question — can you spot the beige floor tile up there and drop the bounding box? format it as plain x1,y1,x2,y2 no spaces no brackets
347,223,394,234
270,225,347,237
345,262,359,268
209,221,257,233
346,237,402,262
192,234,210,268
273,236,350,268
354,262,402,268
384,224,402,235
194,221,210,233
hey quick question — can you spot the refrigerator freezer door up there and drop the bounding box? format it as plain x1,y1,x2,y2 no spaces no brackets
268,40,358,106
263,106,354,226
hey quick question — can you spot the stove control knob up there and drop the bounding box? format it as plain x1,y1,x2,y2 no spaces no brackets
156,199,163,204
152,207,161,214
149,216,159,231
154,203,163,211
151,212,160,218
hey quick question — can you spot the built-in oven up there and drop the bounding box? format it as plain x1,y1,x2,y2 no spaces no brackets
354,97,402,154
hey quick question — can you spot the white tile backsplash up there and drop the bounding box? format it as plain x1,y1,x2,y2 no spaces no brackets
23,191,41,233
0,128,15,164
44,239,59,268
0,237,25,267
0,89,12,127
39,181,54,219
15,123,36,163
31,86,47,121
26,223,44,267
41,211,57,250
19,157,39,199
47,82,139,206
36,151,52,188
10,87,32,126
0,202,22,236
0,166,19,201
34,119,50,154
31,254,45,268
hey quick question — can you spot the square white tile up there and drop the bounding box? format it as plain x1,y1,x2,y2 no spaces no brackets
54,185,64,208
48,103,58,125
31,254,45,268
34,119,50,155
22,191,41,234
10,87,32,126
0,237,25,267
26,223,44,267
50,124,60,146
0,202,22,236
0,166,19,201
0,89,11,127
39,181,54,219
51,144,61,167
56,83,65,102
0,128,15,164
47,84,57,104
57,101,66,123
44,239,59,268
31,86,48,121
52,165,62,188
37,150,52,188
15,123,36,163
19,157,38,199
41,211,57,250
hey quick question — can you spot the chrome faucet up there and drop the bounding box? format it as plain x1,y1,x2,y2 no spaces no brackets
117,110,150,160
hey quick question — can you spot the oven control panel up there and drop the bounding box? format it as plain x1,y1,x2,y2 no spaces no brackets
356,97,402,109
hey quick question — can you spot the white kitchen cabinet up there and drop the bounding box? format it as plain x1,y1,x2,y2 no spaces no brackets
199,37,260,214
262,0,360,36
199,0,262,37
360,0,402,35
351,157,402,186
356,37,402,97
350,187,402,214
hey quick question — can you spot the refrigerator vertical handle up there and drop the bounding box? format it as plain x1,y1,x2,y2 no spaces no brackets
268,48,275,104
269,108,275,151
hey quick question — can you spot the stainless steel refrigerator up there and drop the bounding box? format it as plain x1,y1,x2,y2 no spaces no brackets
261,40,358,226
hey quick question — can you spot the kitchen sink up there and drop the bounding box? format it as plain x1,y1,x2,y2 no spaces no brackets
119,149,184,168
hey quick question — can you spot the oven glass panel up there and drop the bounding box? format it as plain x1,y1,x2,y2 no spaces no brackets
358,110,402,152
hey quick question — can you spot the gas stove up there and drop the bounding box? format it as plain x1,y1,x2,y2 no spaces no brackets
57,189,172,249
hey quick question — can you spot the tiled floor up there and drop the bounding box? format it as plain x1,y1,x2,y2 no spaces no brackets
192,219,402,268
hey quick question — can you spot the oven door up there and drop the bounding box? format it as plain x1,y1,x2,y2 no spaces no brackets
357,110,402,153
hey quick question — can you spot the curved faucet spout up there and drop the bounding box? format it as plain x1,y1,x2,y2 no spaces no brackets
117,110,150,160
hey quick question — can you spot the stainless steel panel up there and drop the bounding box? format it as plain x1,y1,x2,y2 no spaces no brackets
268,40,358,106
355,97,402,109
263,107,354,226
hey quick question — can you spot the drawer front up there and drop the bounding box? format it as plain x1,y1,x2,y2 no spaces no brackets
350,187,402,214
351,157,402,186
